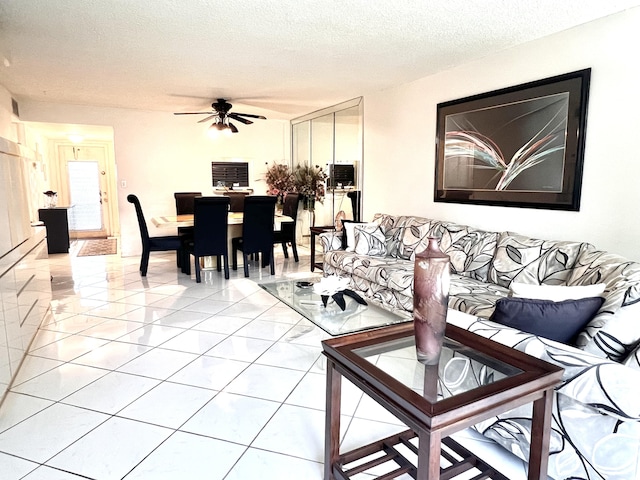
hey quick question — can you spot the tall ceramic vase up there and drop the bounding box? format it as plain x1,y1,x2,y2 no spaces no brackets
413,237,450,365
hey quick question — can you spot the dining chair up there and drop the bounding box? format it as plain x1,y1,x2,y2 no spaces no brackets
174,191,202,215
173,192,201,269
224,192,248,212
183,196,230,282
347,190,361,222
232,195,277,277
127,194,183,276
272,193,299,262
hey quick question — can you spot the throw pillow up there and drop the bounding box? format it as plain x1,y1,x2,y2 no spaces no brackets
353,224,386,256
342,220,373,251
510,282,606,301
490,296,605,344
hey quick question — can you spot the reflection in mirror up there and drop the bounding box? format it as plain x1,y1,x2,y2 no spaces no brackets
291,98,363,247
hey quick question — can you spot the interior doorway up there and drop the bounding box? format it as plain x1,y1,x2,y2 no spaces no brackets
56,143,115,239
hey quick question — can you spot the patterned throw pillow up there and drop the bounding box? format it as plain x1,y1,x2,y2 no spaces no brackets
353,224,386,256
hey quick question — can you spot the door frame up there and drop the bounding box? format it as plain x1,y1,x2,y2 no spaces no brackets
50,140,120,239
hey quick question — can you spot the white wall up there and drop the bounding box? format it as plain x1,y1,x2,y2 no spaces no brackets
15,102,290,256
364,8,640,261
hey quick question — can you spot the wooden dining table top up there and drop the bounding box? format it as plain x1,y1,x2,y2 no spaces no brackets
151,212,294,228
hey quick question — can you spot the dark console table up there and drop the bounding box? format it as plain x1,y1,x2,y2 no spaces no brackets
38,207,71,253
310,225,335,272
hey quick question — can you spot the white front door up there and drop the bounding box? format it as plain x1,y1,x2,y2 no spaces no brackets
57,144,112,239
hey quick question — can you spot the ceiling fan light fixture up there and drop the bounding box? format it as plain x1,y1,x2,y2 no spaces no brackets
175,98,266,135
207,117,235,138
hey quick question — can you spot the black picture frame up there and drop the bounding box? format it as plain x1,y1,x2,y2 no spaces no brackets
434,69,590,211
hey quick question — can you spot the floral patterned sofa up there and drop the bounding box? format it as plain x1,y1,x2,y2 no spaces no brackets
320,213,640,480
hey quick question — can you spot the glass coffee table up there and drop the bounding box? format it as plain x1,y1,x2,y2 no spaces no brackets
322,322,563,480
259,278,410,336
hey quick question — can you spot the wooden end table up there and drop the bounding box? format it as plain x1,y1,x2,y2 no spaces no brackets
310,225,336,272
322,322,563,480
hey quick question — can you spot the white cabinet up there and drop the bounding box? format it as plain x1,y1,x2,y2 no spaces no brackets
0,227,51,402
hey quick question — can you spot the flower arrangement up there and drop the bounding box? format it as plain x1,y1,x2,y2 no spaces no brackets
293,164,327,210
265,162,295,205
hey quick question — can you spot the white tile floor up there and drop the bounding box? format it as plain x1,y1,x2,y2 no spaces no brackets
0,246,531,479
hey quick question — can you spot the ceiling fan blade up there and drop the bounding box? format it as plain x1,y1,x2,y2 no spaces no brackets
233,112,267,120
228,121,239,133
173,111,214,115
197,114,217,124
228,113,252,125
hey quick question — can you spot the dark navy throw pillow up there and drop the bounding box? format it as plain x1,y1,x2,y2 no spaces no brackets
489,296,604,344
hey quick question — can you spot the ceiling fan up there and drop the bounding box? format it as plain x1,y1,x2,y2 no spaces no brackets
173,98,266,134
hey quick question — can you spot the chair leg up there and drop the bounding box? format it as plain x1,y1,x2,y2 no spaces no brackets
281,242,289,258
243,253,250,277
223,254,229,279
181,249,191,275
216,255,222,272
232,245,238,270
195,255,201,283
140,249,150,276
291,241,299,262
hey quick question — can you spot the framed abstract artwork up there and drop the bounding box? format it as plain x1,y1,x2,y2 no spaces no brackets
434,69,591,210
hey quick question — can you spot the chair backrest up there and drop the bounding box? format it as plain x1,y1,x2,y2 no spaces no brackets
280,193,299,239
241,195,277,253
193,196,230,256
174,192,202,215
224,192,248,212
347,190,361,222
127,194,150,244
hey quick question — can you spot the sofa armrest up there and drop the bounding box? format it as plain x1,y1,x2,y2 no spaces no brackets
320,231,343,253
447,309,640,479
447,309,640,416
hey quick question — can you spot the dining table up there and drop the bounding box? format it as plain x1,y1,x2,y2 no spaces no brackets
151,212,294,270
150,212,293,229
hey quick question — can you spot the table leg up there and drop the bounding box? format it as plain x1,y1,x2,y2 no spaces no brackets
417,430,441,480
324,358,341,480
528,388,554,480
311,230,317,272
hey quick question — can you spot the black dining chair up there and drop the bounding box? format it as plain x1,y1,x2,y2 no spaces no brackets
232,195,277,277
272,193,299,262
224,192,248,212
127,194,183,276
183,196,230,282
347,190,361,222
173,192,201,269
174,192,201,215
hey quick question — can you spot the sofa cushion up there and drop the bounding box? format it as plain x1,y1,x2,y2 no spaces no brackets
448,274,509,318
372,214,407,257
428,222,498,282
510,282,606,301
353,224,386,256
394,216,433,260
488,232,587,288
490,296,604,344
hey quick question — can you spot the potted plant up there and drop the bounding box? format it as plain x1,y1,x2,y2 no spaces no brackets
265,162,295,207
293,164,327,211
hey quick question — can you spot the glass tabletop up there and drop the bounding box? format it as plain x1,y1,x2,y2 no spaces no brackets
259,279,410,336
354,334,522,403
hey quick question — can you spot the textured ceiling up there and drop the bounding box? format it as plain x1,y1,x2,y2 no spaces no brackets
1,0,639,120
